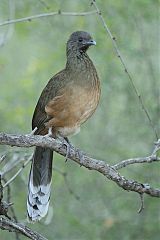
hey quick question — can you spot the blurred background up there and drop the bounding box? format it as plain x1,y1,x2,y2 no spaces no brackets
0,0,159,239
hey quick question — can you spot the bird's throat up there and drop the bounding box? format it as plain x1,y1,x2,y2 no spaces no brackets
66,49,91,72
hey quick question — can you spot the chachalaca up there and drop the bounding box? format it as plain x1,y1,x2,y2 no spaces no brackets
27,31,101,221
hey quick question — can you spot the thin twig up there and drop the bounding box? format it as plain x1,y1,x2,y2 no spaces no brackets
38,0,50,10
0,155,6,164
1,153,24,177
138,193,145,213
152,139,160,155
0,0,15,47
113,155,160,170
6,187,17,223
3,177,20,240
29,127,38,136
0,10,98,27
90,0,159,140
54,167,80,200
0,176,12,220
3,155,32,188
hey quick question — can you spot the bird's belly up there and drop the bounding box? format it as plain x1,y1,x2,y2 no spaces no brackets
78,96,98,124
57,125,80,137
45,84,100,137
56,95,97,137
70,84,99,121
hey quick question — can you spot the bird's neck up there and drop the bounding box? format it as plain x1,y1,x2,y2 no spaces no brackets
65,48,99,89
65,48,92,72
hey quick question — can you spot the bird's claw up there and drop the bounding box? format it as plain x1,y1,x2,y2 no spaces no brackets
76,149,85,166
62,138,73,162
62,138,84,165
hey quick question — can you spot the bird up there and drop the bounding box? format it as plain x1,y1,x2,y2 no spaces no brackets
27,31,101,221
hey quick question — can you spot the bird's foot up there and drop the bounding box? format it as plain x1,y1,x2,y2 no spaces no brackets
62,137,73,162
76,149,85,166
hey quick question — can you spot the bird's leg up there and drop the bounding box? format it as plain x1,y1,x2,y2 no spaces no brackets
44,121,53,137
45,127,53,137
44,116,55,137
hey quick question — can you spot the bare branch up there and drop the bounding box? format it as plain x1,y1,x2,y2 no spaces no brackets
90,0,159,140
3,177,20,240
0,217,47,240
138,193,145,214
0,176,13,219
38,0,50,10
0,0,15,47
0,132,159,198
0,10,98,27
113,155,160,170
3,155,32,188
54,167,80,200
1,152,28,177
0,155,6,164
153,139,160,154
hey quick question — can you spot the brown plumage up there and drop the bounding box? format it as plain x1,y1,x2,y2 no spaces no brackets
27,31,101,221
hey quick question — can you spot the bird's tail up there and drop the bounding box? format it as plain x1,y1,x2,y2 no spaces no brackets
27,146,53,221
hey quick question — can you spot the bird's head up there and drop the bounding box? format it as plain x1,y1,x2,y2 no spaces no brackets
67,31,96,54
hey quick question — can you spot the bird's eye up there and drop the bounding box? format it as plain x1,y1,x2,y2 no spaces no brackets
78,38,83,42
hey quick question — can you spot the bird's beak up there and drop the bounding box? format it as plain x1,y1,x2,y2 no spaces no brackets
85,40,96,46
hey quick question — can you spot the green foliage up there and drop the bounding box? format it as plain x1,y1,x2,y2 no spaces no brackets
0,0,159,239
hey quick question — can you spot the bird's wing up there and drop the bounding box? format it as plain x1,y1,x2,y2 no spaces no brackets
32,70,67,134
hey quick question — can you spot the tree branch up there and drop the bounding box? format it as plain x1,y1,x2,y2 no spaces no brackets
0,132,159,198
113,155,160,170
0,10,98,27
0,217,47,240
2,156,32,188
